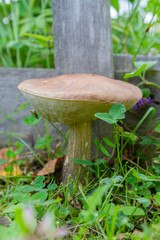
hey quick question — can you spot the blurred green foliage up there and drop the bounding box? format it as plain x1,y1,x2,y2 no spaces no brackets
0,0,160,68
112,0,160,55
0,0,54,68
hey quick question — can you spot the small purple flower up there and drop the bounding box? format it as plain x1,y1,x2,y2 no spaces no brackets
132,97,153,112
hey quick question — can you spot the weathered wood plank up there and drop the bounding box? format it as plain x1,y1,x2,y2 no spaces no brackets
0,54,160,146
0,68,61,146
52,0,113,156
52,0,113,76
114,54,160,102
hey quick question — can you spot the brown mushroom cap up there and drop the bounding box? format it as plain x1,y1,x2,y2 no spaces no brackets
18,74,142,125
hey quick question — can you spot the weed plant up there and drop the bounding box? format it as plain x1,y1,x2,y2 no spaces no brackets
0,101,160,239
0,0,160,68
0,0,160,239
0,0,54,68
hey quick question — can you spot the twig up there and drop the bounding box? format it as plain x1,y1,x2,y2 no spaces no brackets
89,226,104,237
123,157,153,176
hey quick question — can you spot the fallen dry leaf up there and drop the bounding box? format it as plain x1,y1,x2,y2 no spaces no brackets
0,147,22,177
117,233,127,240
0,147,19,161
0,165,22,177
37,155,65,176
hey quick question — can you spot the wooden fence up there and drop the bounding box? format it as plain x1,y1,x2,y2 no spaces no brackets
1,54,160,148
0,0,160,152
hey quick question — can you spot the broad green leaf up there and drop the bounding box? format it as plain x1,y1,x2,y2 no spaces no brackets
124,64,147,79
137,182,152,190
142,88,151,98
95,113,115,124
71,158,93,166
33,176,45,189
87,185,111,211
99,144,110,157
41,199,55,206
134,61,157,72
133,170,160,182
47,183,57,191
5,150,15,158
137,198,151,208
120,206,145,216
109,103,126,120
100,176,123,185
34,136,52,149
147,175,160,181
23,114,41,125
113,175,124,183
3,203,25,214
31,191,48,204
14,141,24,148
10,193,30,203
103,137,116,148
132,171,149,181
100,178,113,185
111,0,119,12
59,208,68,218
20,186,35,192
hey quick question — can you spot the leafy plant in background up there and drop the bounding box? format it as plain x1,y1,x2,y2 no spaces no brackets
95,103,138,173
124,60,160,91
1,1,160,239
1,0,160,68
1,173,160,239
111,0,160,57
0,0,54,68
123,60,160,163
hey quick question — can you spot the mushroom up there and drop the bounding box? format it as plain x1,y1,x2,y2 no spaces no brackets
17,74,142,184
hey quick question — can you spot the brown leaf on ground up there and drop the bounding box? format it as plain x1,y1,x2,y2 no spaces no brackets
117,233,126,240
0,147,19,161
0,165,22,177
37,155,65,176
0,147,22,177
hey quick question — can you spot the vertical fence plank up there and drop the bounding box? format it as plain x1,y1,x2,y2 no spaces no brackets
52,0,113,156
52,0,113,76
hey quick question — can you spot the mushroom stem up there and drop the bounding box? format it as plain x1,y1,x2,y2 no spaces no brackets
62,121,92,185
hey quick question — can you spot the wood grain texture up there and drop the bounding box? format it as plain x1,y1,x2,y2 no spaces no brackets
1,54,160,147
52,0,113,76
52,0,113,157
0,68,66,146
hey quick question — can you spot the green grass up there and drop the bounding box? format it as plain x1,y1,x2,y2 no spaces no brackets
0,0,160,68
0,0,160,239
0,103,160,239
0,0,54,68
